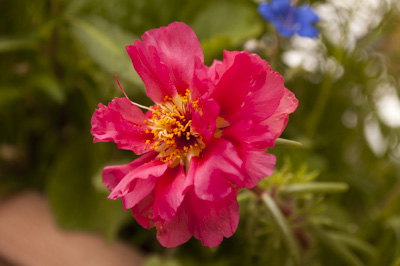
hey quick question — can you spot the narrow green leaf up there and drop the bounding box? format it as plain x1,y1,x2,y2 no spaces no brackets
274,138,303,148
312,226,364,266
328,232,377,259
282,182,349,195
390,256,400,266
0,38,36,53
68,16,143,87
261,192,300,265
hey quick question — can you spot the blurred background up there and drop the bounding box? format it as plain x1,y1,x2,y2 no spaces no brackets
1,0,400,265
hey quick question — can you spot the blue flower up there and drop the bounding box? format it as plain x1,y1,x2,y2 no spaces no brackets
258,0,319,38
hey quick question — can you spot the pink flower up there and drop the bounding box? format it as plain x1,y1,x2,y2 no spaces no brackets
91,22,298,247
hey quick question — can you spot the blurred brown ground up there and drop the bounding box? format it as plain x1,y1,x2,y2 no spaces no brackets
0,191,144,266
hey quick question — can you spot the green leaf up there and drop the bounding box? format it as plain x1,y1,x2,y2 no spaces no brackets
201,36,232,66
31,74,66,104
46,135,130,240
68,16,143,88
328,232,377,259
282,182,349,195
0,38,37,53
261,192,300,265
390,257,400,266
144,255,182,266
274,138,303,148
0,177,24,198
0,86,23,108
64,0,91,15
312,226,364,266
191,1,263,46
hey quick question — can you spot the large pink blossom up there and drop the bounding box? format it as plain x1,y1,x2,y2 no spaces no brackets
91,22,298,247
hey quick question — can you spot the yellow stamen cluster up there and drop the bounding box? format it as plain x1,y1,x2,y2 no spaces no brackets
145,89,203,163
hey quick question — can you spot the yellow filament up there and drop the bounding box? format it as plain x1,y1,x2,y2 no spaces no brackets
144,89,203,163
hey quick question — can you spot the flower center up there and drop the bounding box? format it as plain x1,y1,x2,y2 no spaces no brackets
145,89,204,164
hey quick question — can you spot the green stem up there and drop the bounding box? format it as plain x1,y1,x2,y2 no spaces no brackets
274,138,303,148
261,192,300,265
306,34,344,140
310,226,364,266
306,73,334,139
282,182,348,195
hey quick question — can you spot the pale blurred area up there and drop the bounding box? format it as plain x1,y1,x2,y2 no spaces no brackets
282,0,400,158
0,191,144,266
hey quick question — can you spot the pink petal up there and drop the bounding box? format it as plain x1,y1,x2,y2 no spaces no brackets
208,59,222,84
187,189,239,247
133,192,194,249
102,151,158,191
130,167,193,247
191,98,220,144
126,22,205,103
222,119,274,149
190,139,244,201
108,158,168,203
239,150,276,188
210,50,285,124
152,164,193,221
131,192,155,229
156,201,191,247
208,51,240,85
261,88,299,139
132,180,240,248
222,120,276,188
91,97,153,154
121,174,159,211
191,57,215,99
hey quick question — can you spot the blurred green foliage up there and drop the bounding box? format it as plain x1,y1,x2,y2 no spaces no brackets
1,0,400,265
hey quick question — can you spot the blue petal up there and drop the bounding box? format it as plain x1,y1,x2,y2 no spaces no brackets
258,0,318,38
297,25,319,38
296,5,319,23
275,23,296,37
293,5,319,37
258,3,275,21
270,0,291,14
